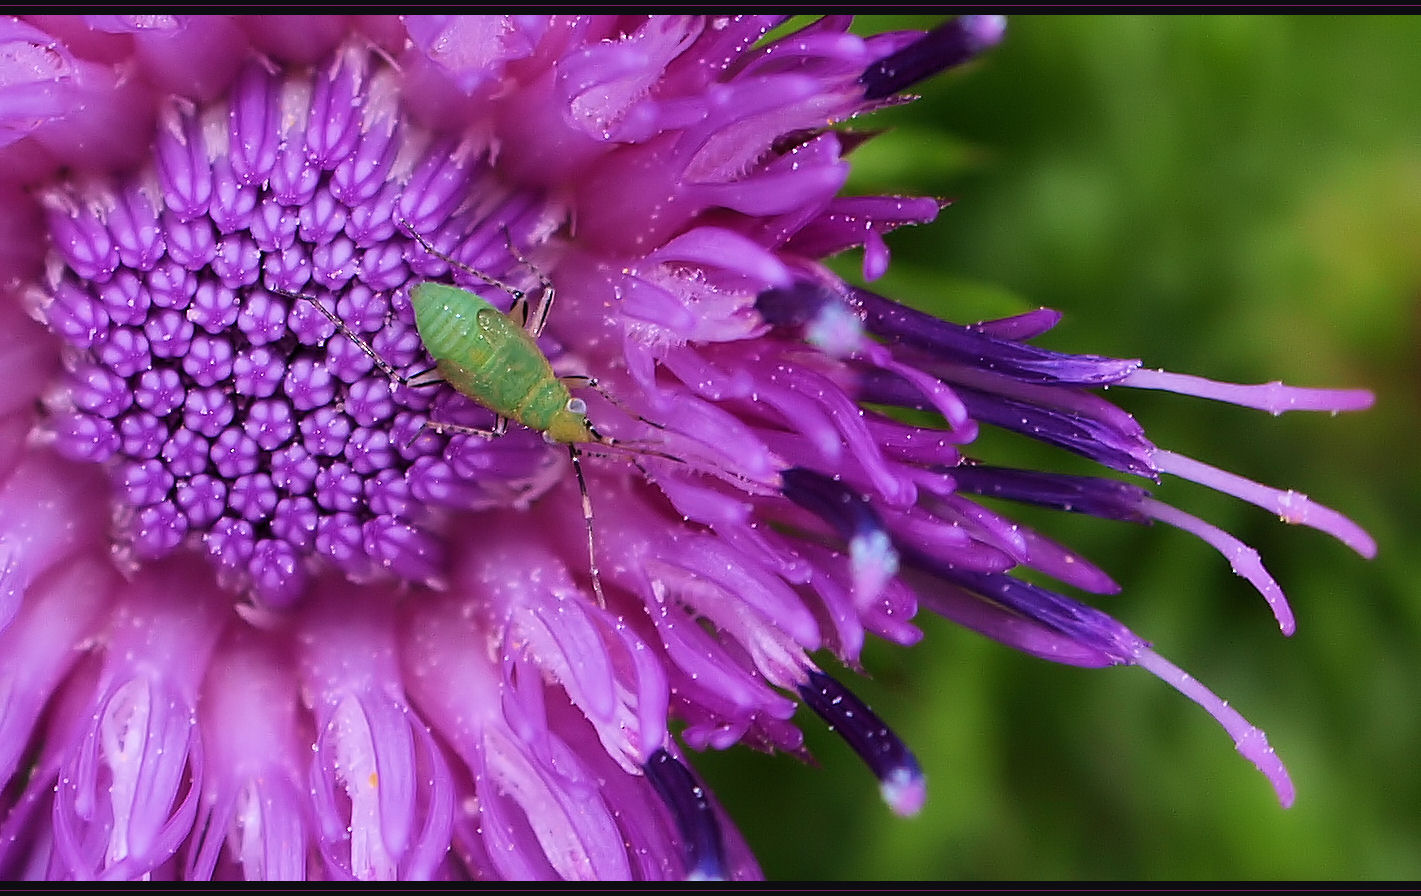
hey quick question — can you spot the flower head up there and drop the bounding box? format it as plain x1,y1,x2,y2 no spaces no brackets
0,14,1373,880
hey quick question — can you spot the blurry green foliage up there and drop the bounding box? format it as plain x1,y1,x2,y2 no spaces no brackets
696,15,1421,880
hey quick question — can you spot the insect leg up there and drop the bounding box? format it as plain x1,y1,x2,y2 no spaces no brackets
501,227,557,337
271,287,412,387
568,444,607,609
397,216,530,314
415,414,508,443
402,414,505,450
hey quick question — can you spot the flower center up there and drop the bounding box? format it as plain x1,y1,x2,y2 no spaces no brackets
34,49,563,607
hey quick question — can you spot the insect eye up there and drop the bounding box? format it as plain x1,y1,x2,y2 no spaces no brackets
566,397,587,415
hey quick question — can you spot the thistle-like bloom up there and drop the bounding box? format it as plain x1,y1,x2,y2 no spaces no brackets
0,15,1374,881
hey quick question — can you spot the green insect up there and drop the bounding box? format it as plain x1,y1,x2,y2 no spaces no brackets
278,225,636,607
409,280,596,445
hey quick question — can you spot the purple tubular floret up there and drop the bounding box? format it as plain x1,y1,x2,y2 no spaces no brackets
1121,367,1375,415
859,372,1156,478
779,466,903,602
849,287,1140,386
780,466,888,543
927,568,1144,663
643,749,726,882
951,464,1153,523
1154,449,1377,559
797,670,925,817
969,306,1062,340
859,15,1007,100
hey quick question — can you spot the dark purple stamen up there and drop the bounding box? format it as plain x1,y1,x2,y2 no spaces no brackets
951,464,1153,523
642,749,726,881
755,280,839,330
760,281,1142,387
860,15,1007,100
849,287,1138,387
780,466,887,544
780,466,903,600
927,566,1142,663
796,669,925,817
953,384,1156,479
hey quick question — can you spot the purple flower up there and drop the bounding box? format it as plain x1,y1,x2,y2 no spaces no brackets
0,14,1374,881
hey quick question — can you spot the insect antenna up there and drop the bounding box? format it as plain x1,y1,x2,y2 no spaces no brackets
561,375,667,432
583,426,685,466
580,428,779,496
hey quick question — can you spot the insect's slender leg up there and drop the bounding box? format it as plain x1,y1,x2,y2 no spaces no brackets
397,215,531,317
270,286,475,451
271,287,412,387
426,414,507,440
501,226,557,337
568,444,607,609
409,414,508,447
525,283,553,337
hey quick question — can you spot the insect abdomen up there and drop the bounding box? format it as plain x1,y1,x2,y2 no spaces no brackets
410,283,501,369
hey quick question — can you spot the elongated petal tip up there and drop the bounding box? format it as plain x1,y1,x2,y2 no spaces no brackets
1122,368,1375,415
1143,497,1296,636
1154,450,1377,560
1135,648,1296,808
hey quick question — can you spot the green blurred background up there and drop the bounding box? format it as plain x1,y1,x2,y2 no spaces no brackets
696,16,1420,880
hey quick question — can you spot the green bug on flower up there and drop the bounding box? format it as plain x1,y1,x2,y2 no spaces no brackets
278,225,624,606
